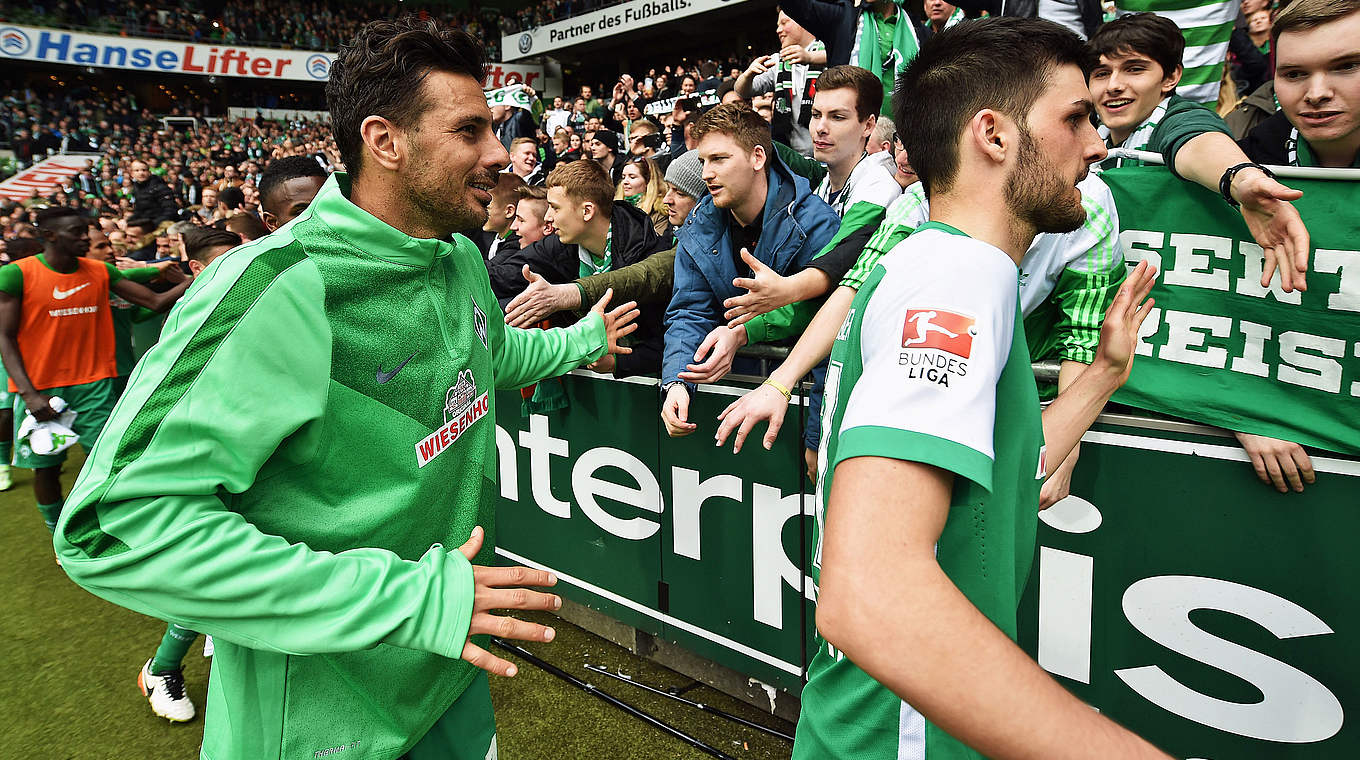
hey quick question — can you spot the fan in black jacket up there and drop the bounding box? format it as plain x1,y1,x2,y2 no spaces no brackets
130,161,181,223
488,201,673,377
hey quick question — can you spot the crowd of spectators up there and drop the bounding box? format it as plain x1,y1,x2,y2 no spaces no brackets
12,0,504,56
1,81,336,254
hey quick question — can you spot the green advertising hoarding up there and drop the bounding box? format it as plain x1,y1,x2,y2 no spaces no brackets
492,373,1357,757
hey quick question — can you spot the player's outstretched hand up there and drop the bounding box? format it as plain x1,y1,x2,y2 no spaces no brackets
715,382,790,453
505,265,579,328
456,526,561,678
1092,259,1158,387
590,288,640,357
155,260,190,284
1234,170,1309,293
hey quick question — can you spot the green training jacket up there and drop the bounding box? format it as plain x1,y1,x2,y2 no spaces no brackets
56,173,606,760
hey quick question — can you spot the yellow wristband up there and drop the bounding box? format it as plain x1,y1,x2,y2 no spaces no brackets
762,379,792,401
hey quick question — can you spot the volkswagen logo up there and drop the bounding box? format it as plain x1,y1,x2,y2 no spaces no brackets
518,33,533,55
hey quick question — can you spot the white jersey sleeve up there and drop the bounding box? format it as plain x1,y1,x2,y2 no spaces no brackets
836,228,1019,492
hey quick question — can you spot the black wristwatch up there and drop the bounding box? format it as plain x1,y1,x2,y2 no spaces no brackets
1219,162,1274,208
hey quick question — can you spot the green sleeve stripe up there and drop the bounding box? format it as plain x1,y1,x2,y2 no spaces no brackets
123,266,162,284
63,245,309,560
835,425,994,494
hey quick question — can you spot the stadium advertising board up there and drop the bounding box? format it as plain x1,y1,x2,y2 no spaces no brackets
484,62,544,89
0,24,334,81
491,375,1358,758
501,0,748,61
0,153,99,202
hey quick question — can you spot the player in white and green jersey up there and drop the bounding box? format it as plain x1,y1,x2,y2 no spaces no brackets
791,18,1168,759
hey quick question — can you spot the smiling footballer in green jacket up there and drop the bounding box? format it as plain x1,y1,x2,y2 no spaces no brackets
56,18,638,760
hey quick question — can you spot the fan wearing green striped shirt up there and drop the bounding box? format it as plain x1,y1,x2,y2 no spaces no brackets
1089,12,1313,292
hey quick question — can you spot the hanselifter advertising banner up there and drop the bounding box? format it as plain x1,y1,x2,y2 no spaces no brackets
1103,166,1360,455
502,0,748,61
0,24,334,81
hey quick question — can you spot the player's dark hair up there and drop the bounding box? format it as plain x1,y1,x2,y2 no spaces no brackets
125,216,155,233
34,206,84,229
6,237,43,260
895,17,1089,196
219,186,246,210
222,212,269,241
817,65,883,122
326,15,486,179
1087,13,1185,80
183,226,243,262
258,156,327,206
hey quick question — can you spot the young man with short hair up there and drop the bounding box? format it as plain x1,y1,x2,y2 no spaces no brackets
489,160,671,376
510,185,553,247
1089,12,1312,291
0,207,189,536
472,172,526,261
660,103,840,436
792,17,1170,760
507,137,545,186
258,155,329,231
1240,0,1360,169
57,17,638,759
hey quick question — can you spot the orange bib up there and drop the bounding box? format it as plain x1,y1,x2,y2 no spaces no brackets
11,256,117,392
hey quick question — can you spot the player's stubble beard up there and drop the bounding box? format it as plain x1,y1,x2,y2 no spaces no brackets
1004,126,1087,238
404,129,501,237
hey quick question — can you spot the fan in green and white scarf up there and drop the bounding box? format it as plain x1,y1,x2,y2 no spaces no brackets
848,0,921,116
485,84,545,123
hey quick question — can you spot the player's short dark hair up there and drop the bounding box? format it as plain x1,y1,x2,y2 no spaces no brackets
219,212,269,241
6,237,43,260
258,156,327,206
895,17,1089,196
326,15,486,179
219,186,246,210
816,65,883,122
34,206,84,229
1087,13,1185,80
183,226,243,262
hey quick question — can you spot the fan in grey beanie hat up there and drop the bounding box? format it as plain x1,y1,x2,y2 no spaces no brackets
663,150,707,201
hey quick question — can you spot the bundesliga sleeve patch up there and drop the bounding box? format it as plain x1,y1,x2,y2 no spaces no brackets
898,308,977,387
901,309,976,357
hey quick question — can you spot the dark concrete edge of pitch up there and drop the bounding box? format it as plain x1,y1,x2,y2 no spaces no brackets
555,599,803,725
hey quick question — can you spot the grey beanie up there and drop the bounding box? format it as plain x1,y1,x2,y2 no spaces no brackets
663,149,707,201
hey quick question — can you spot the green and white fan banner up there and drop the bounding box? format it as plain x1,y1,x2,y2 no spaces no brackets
1102,165,1360,454
484,84,544,121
